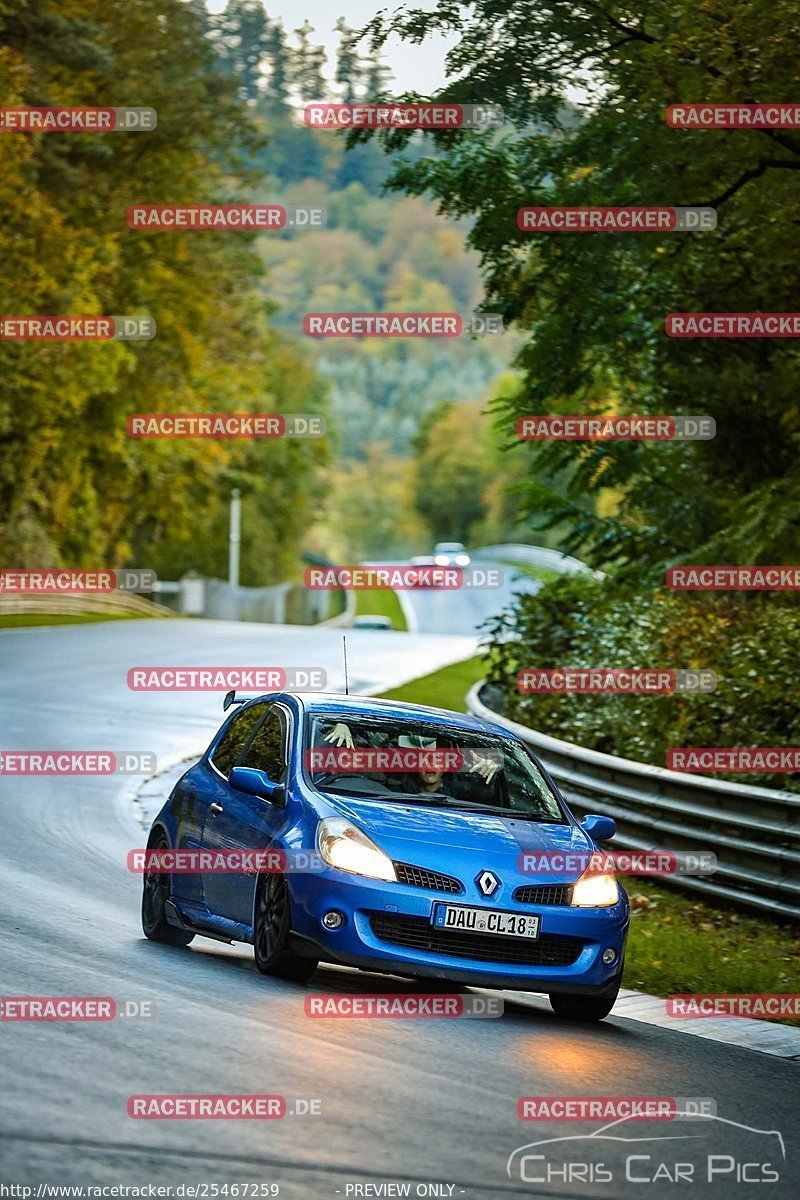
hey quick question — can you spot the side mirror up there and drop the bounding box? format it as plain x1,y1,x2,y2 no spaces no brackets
229,766,285,805
581,814,616,842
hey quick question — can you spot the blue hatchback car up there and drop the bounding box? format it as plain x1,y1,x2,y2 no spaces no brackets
142,692,629,1021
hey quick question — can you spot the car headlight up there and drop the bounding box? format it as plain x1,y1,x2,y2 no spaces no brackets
317,817,397,882
571,870,619,907
455,553,470,567
434,554,449,566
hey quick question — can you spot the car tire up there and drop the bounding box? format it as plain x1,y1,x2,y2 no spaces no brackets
141,830,195,946
549,978,621,1023
254,872,318,983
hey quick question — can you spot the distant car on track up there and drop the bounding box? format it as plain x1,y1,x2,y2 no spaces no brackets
433,542,471,567
351,615,395,631
142,693,628,1021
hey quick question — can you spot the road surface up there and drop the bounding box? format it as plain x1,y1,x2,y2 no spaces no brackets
376,558,541,636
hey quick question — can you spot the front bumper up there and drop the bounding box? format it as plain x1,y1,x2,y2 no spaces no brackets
289,866,629,995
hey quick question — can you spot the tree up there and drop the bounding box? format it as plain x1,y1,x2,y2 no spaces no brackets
291,19,326,102
264,18,291,113
358,0,800,575
0,0,328,581
363,47,391,100
412,401,495,541
212,0,272,102
334,16,361,102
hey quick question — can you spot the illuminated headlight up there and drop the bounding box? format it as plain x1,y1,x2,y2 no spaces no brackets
434,554,449,566
455,554,470,567
317,817,397,882
571,870,619,908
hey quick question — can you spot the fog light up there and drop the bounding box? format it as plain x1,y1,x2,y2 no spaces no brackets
602,947,617,965
322,910,344,930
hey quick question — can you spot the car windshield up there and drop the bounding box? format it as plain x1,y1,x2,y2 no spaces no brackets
306,713,564,822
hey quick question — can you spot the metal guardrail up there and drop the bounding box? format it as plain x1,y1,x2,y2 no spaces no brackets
467,682,800,922
0,591,174,618
472,543,605,580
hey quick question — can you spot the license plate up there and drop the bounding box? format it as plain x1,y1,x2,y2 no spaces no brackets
432,903,540,939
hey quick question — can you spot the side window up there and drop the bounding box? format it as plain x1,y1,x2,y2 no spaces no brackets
239,707,286,783
209,704,267,778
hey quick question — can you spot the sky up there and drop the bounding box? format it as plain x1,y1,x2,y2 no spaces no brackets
205,0,457,95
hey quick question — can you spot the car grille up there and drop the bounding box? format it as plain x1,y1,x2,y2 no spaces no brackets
369,914,584,967
394,862,463,894
513,884,573,906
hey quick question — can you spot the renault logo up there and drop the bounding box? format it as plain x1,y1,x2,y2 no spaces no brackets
476,870,500,897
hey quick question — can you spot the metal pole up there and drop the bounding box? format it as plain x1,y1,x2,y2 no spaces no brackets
228,488,241,588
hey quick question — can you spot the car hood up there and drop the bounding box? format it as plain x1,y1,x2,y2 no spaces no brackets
323,794,594,872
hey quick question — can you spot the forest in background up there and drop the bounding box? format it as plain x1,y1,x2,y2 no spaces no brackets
0,0,529,578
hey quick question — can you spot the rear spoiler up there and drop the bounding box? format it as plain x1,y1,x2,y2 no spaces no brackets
223,689,254,712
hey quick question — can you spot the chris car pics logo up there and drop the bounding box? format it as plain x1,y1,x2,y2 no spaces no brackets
507,1112,784,1186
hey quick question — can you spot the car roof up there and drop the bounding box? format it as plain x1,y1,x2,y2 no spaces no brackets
264,691,511,736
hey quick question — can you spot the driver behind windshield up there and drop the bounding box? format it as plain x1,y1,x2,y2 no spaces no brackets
310,714,563,821
394,733,500,800
316,722,500,799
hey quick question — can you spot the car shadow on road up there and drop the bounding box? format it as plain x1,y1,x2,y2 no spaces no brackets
133,936,639,1041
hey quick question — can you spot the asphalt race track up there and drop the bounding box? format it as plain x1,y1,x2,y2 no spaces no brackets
375,557,541,636
1,618,798,1197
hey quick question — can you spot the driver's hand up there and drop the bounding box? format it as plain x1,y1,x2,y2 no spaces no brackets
324,722,354,748
467,753,500,784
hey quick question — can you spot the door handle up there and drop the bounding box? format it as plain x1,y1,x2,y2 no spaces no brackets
209,802,224,814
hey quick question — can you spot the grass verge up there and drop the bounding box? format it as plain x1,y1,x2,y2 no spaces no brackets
622,878,799,1020
354,587,408,632
496,558,561,585
377,654,485,711
378,654,800,1018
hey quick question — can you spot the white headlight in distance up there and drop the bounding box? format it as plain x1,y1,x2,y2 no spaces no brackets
317,817,397,882
455,554,470,567
434,555,449,566
571,870,619,908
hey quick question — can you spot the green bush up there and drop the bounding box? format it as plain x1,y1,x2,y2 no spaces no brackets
483,577,800,791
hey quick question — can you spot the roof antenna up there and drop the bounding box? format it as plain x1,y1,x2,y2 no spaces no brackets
342,635,349,695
